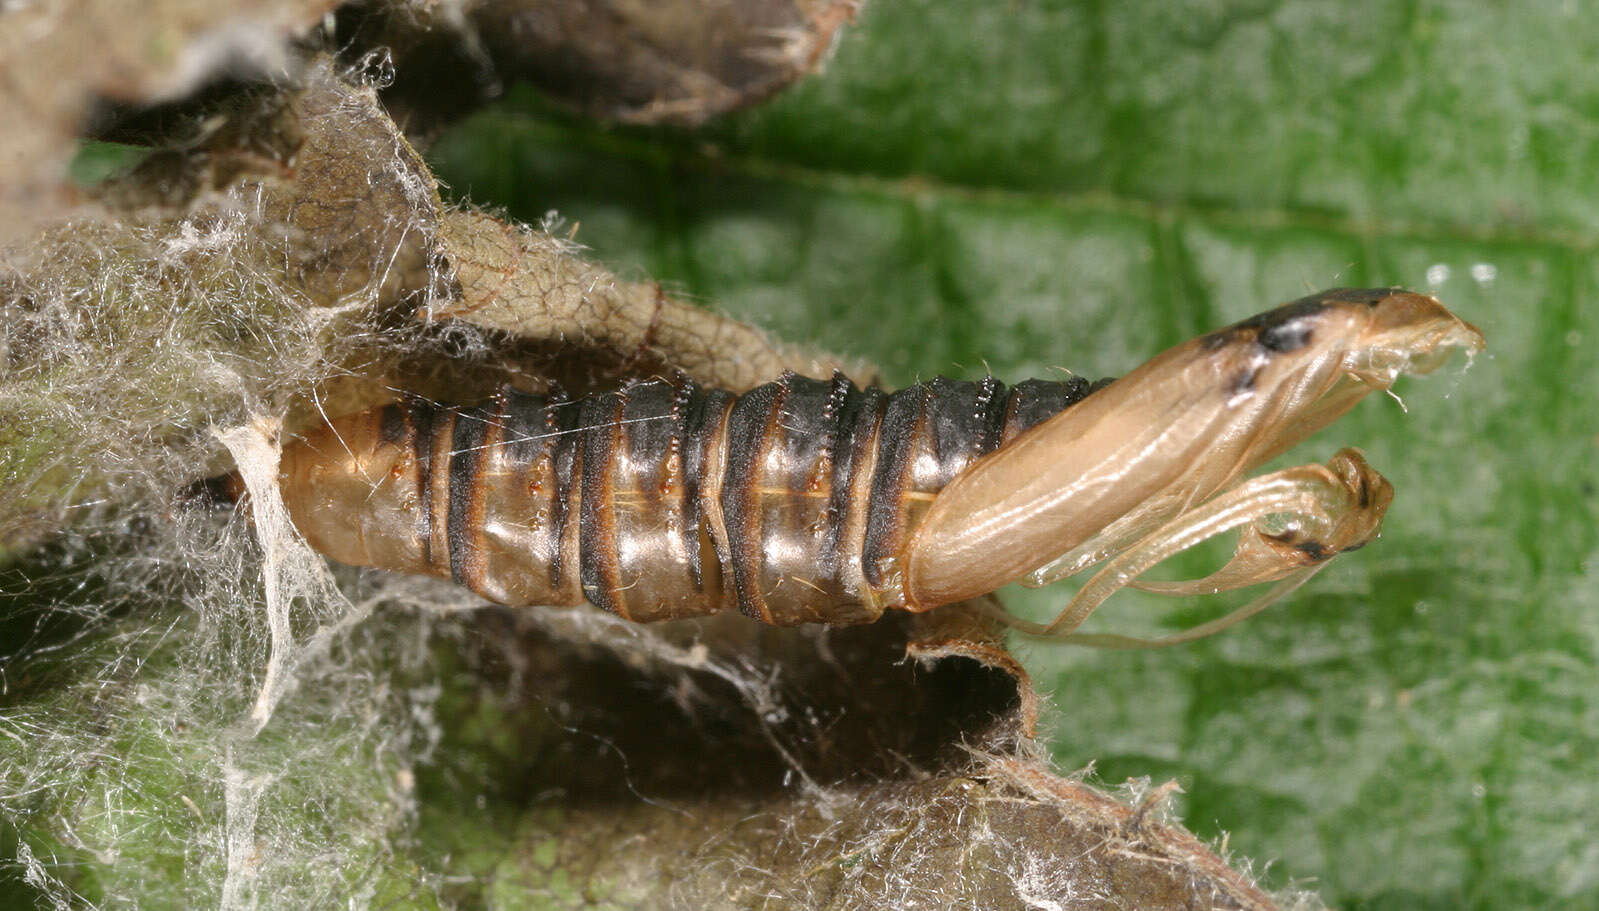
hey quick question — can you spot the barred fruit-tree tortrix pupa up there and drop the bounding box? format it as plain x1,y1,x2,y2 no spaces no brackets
258,288,1484,644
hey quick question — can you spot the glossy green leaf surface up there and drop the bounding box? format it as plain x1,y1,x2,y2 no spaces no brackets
429,3,1598,908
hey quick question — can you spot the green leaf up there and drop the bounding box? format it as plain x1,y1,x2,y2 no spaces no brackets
429,3,1596,908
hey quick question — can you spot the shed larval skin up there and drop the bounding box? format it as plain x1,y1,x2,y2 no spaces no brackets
268,288,1483,644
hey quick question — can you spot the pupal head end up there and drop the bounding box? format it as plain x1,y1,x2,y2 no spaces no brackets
1345,288,1486,387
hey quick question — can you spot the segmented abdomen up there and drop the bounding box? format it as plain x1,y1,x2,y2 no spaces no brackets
279,372,1097,625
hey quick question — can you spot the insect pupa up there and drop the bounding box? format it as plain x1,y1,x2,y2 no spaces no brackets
250,288,1483,643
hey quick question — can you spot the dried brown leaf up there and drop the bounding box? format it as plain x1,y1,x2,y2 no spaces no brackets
413,603,1293,911
0,0,338,244
341,0,860,132
432,207,851,391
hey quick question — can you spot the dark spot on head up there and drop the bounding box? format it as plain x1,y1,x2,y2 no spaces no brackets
1340,540,1370,553
1259,319,1314,353
1212,299,1327,356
